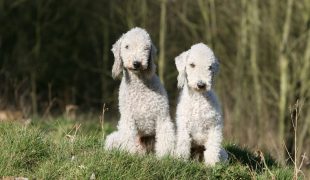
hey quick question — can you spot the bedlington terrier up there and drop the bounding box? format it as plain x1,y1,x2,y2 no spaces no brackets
174,43,228,166
104,27,175,157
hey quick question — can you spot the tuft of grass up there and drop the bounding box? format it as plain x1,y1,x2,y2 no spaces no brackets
0,123,51,175
0,118,295,179
226,144,277,171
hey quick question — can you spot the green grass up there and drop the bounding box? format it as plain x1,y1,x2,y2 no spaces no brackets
0,118,294,179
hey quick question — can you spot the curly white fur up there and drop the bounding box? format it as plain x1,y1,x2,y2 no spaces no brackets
104,27,175,157
174,43,228,166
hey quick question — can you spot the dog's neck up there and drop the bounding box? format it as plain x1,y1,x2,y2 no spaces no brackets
123,69,155,85
183,84,212,99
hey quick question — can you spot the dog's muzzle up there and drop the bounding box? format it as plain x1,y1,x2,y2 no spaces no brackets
133,61,141,70
197,81,206,89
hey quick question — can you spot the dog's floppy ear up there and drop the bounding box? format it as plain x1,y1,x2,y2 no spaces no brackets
175,50,189,88
145,42,157,78
111,34,124,79
212,57,220,75
150,42,157,62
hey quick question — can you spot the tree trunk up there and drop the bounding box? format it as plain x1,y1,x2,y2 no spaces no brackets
101,19,109,104
297,2,310,161
234,0,248,124
249,0,263,139
197,0,212,44
209,0,217,49
141,0,147,28
31,0,41,116
158,0,167,84
278,0,293,162
31,71,38,116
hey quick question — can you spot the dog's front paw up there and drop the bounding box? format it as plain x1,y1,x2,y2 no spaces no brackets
156,150,168,158
104,132,121,150
204,150,220,166
174,147,190,159
156,145,175,158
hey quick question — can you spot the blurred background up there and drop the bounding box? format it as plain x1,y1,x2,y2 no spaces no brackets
0,0,309,170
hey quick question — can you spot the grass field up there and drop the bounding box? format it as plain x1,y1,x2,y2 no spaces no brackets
0,117,294,179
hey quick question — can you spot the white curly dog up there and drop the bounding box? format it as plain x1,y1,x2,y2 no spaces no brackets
174,43,228,166
104,27,175,157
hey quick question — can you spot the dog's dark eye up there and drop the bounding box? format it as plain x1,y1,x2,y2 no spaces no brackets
190,63,195,68
144,47,150,51
208,66,212,70
125,45,129,49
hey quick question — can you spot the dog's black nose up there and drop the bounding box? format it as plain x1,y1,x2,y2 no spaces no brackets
197,81,206,89
133,61,141,69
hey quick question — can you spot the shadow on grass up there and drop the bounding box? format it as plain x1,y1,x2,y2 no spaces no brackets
225,144,278,173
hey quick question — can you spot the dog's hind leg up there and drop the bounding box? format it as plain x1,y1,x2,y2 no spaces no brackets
155,116,175,157
104,131,122,150
116,116,147,154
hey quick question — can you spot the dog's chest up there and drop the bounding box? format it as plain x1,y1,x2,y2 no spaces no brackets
126,82,162,113
121,78,166,135
191,95,215,121
186,95,217,133
132,97,157,135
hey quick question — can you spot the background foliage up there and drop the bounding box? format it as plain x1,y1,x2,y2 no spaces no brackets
0,0,309,171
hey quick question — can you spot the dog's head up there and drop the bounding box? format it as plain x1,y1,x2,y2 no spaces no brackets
175,43,219,92
111,27,157,79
